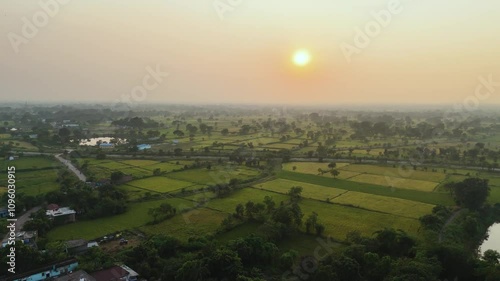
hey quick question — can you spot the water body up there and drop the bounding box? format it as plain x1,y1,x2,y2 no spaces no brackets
480,223,500,254
79,137,127,146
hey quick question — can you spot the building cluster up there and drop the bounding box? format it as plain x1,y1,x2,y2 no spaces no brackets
5,258,140,281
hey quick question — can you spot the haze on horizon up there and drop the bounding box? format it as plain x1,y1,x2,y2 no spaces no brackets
1,0,499,105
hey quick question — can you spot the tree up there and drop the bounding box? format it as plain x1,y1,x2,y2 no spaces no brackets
450,178,490,210
110,171,125,184
484,250,500,265
330,169,340,178
264,196,276,213
221,128,229,136
305,212,318,234
235,203,244,218
288,186,303,201
328,162,337,169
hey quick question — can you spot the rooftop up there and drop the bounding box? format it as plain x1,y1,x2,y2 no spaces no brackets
46,207,76,217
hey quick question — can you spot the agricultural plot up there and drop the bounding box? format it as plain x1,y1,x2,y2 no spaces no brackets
254,179,346,201
339,164,446,183
1,156,59,170
206,188,289,213
331,191,434,219
348,174,438,192
141,208,227,241
298,199,420,240
278,171,454,206
47,197,192,241
167,166,259,185
126,177,197,193
139,162,187,172
119,159,159,167
0,170,59,196
282,162,350,175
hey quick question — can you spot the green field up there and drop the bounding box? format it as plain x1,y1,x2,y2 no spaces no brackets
141,208,227,241
47,198,192,241
167,166,259,185
254,178,346,201
331,191,434,219
298,198,420,240
0,156,59,170
339,164,447,182
349,174,438,192
282,162,351,174
126,177,197,193
278,171,453,206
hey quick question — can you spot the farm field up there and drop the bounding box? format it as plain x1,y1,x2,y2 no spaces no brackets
47,197,192,241
254,178,346,201
206,187,421,241
298,199,420,240
282,162,351,174
338,164,447,182
348,174,438,192
0,156,59,170
126,177,198,193
278,171,454,206
331,191,434,219
167,166,260,185
140,208,228,241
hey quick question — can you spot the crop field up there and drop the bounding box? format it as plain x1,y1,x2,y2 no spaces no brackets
348,174,438,192
126,177,197,193
139,162,186,172
254,179,346,201
298,199,420,240
141,208,228,241
282,162,351,175
47,197,192,241
0,157,61,196
1,156,59,170
167,166,259,185
278,171,454,206
338,164,447,183
206,187,421,241
120,159,159,167
206,188,289,213
331,191,434,219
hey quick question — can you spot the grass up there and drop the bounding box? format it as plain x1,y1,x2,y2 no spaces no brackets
140,208,228,241
254,179,346,201
167,166,259,185
47,198,192,241
331,191,434,219
282,162,351,174
278,171,454,206
206,188,289,213
339,164,447,183
299,199,420,241
348,174,438,192
126,177,197,193
0,156,59,170
120,160,160,167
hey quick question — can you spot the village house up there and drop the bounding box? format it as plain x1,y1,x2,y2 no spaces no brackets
46,204,76,224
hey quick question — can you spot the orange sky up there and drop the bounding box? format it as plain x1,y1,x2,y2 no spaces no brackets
1,0,499,105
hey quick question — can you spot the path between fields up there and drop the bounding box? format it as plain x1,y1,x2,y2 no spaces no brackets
55,153,87,182
1,206,41,243
438,208,464,243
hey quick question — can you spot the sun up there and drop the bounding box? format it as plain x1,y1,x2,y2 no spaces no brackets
292,49,311,67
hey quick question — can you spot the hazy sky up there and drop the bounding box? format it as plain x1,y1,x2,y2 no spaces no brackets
1,0,500,105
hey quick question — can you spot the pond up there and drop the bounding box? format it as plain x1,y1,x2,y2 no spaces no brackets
79,137,127,146
480,223,500,255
